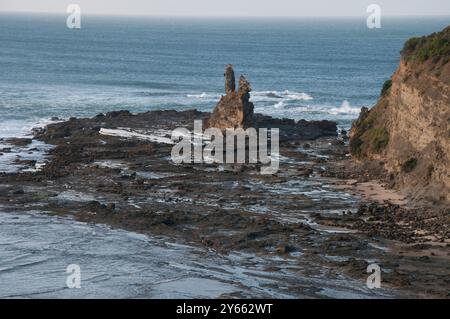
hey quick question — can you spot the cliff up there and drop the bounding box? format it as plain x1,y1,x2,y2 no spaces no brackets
350,26,450,203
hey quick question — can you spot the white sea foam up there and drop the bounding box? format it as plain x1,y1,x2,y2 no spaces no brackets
186,90,313,103
186,92,220,99
256,100,361,117
251,90,313,102
0,118,64,139
329,100,361,115
0,117,62,173
273,101,285,109
283,90,314,101
99,128,175,144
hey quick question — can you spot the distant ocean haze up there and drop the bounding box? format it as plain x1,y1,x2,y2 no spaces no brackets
0,13,449,137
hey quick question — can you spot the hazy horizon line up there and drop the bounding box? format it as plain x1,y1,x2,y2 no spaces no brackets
1,10,450,18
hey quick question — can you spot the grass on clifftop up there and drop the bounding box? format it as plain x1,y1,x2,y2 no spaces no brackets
401,26,450,63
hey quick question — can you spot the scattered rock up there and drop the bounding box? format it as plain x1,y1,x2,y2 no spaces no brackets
12,188,25,195
14,159,36,167
5,138,32,146
275,244,296,254
331,139,345,146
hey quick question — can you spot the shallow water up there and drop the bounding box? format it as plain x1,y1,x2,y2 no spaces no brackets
0,211,398,298
0,139,53,173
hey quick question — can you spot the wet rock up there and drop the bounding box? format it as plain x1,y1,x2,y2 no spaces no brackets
0,103,447,297
5,138,32,146
352,202,449,243
331,139,345,146
275,244,296,254
105,110,132,118
86,201,103,211
12,188,25,195
14,159,36,167
121,171,137,179
340,129,349,141
338,258,369,276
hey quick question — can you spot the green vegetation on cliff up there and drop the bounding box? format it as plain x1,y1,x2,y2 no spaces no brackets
402,158,418,173
350,105,389,158
381,79,392,96
401,26,450,62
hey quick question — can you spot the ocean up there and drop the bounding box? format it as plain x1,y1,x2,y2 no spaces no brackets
1,13,449,137
0,13,448,299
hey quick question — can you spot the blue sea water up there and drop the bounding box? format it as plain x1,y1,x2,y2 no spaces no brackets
0,13,449,136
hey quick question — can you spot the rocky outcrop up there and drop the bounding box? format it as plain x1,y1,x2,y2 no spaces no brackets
207,64,254,130
224,63,236,93
350,26,450,203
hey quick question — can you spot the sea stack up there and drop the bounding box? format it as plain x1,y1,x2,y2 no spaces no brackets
207,64,254,130
224,64,236,93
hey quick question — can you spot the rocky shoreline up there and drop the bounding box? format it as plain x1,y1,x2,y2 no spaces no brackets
1,61,449,298
0,106,448,298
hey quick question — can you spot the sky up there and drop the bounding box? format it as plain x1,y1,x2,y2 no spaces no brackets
0,0,450,16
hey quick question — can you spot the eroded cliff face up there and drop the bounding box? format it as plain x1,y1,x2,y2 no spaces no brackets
350,26,450,203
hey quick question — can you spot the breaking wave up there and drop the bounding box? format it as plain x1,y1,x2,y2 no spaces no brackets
328,100,361,115
186,90,313,102
256,100,362,119
252,90,313,101
186,93,220,99
273,101,285,109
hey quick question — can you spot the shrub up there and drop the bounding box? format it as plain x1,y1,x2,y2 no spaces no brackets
381,80,392,96
350,136,363,156
403,37,420,52
401,27,450,63
367,128,389,153
402,158,418,173
349,107,389,158
427,164,434,178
